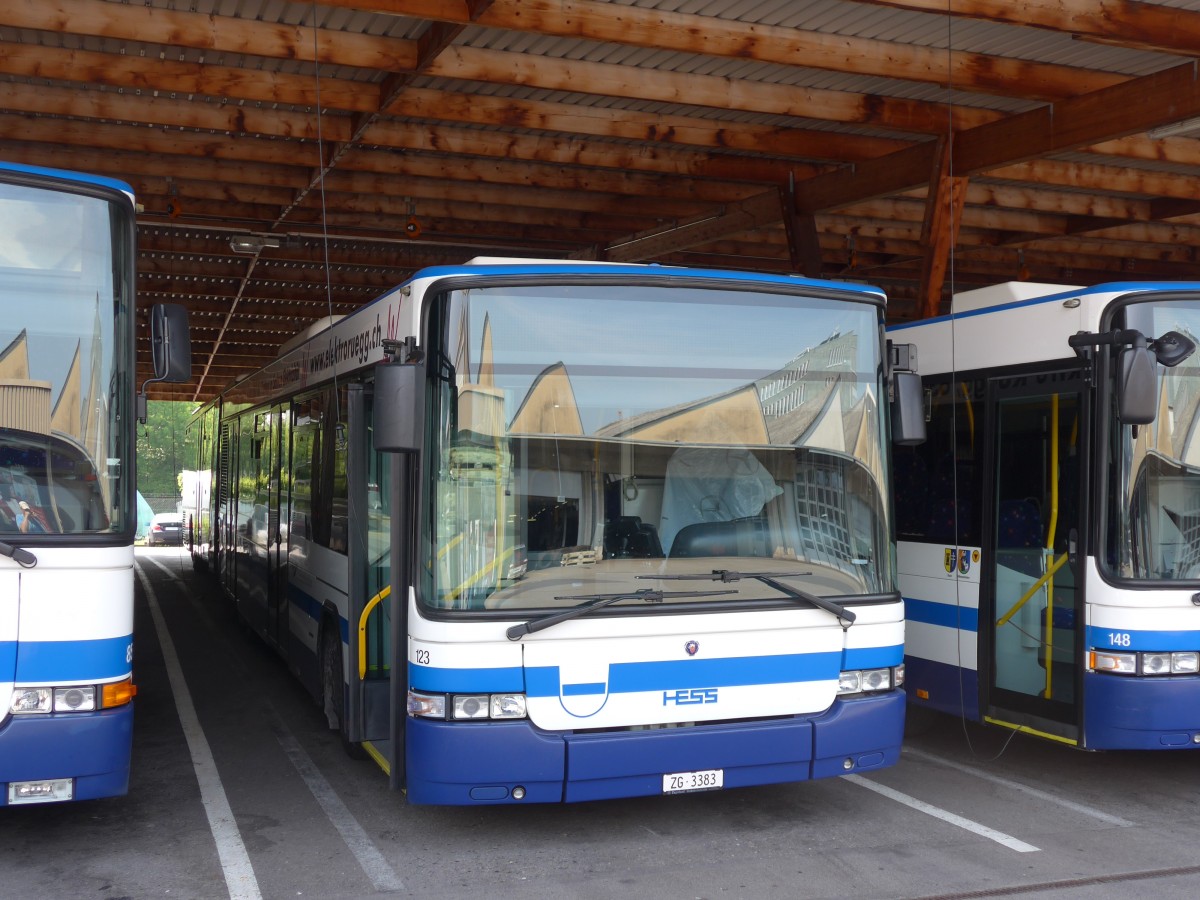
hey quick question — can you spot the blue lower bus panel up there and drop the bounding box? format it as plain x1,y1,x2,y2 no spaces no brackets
1083,672,1200,750
0,705,134,805
903,655,981,721
404,691,904,805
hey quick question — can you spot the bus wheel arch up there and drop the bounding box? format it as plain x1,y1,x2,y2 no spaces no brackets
319,612,343,730
318,610,367,759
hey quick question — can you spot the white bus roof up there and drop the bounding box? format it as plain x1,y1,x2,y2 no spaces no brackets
889,281,1200,376
951,281,1082,314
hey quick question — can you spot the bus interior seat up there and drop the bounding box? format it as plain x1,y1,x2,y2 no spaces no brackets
603,515,663,559
997,498,1042,548
669,518,765,558
996,498,1043,576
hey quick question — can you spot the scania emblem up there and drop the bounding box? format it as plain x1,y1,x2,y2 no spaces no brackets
685,640,699,657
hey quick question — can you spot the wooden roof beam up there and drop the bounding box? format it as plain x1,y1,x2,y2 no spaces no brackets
328,0,1127,101
9,0,417,71
0,43,910,162
859,0,1200,59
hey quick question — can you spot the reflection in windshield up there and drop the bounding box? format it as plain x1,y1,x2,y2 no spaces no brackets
424,282,892,611
0,181,127,536
1116,299,1200,579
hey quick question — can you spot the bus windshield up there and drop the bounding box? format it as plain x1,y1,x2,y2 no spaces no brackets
0,179,130,536
1114,297,1200,580
423,280,893,611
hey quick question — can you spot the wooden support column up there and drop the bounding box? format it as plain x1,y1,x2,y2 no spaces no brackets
918,137,968,319
781,182,823,277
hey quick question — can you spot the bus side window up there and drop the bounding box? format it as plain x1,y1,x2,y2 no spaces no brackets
893,378,982,546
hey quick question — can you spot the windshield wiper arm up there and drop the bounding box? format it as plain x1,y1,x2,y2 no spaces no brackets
0,540,37,568
506,588,737,641
647,569,855,629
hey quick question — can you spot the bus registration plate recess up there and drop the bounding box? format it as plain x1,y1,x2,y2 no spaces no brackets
662,769,723,793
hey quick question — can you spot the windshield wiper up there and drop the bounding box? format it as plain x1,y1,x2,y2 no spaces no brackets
647,569,855,630
0,540,37,568
506,588,737,641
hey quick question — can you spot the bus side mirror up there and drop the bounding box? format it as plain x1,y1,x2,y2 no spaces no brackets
1151,330,1196,368
888,341,926,446
151,303,192,383
892,372,926,445
373,361,425,452
1117,337,1157,425
139,303,192,423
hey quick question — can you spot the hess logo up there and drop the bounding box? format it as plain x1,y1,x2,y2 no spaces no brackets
663,688,718,706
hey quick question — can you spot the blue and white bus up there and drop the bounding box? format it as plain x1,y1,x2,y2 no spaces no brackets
0,161,188,805
891,281,1200,750
188,258,919,804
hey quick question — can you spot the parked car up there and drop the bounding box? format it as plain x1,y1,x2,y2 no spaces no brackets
147,512,184,546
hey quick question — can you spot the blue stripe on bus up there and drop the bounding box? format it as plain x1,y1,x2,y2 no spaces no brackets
1086,625,1200,652
527,653,842,698
288,584,350,643
843,645,904,669
0,641,15,674
563,682,605,697
410,665,525,693
14,636,132,683
904,597,979,632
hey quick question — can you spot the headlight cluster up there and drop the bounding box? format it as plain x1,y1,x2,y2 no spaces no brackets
408,690,527,720
1091,650,1200,676
838,664,904,695
9,678,136,715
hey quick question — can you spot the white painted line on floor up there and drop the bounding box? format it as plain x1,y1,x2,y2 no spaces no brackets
142,552,405,893
143,552,185,582
903,746,1135,827
136,564,263,900
844,774,1040,853
274,728,406,893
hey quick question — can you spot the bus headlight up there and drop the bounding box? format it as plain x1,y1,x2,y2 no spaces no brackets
452,695,490,720
1171,652,1200,673
1142,652,1172,675
490,694,527,719
1090,649,1200,675
54,687,96,712
1091,650,1136,674
407,690,528,720
407,691,446,718
838,666,901,695
10,688,52,714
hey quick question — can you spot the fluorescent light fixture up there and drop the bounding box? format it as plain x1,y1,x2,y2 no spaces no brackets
229,234,281,254
1147,117,1200,139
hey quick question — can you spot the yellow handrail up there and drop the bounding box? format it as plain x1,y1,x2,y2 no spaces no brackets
357,584,391,680
446,545,515,603
996,551,1069,627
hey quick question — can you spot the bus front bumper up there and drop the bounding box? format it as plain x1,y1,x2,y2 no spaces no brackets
0,704,133,805
404,690,904,805
1084,672,1200,750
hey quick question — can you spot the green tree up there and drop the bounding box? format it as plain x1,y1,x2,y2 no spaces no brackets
137,401,199,497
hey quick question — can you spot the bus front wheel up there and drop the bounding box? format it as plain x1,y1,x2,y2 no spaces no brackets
320,623,366,759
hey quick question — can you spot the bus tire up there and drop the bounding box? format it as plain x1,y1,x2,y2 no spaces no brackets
320,621,367,759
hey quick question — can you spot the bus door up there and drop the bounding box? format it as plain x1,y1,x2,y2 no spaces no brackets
347,387,397,767
266,403,291,648
983,370,1084,741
